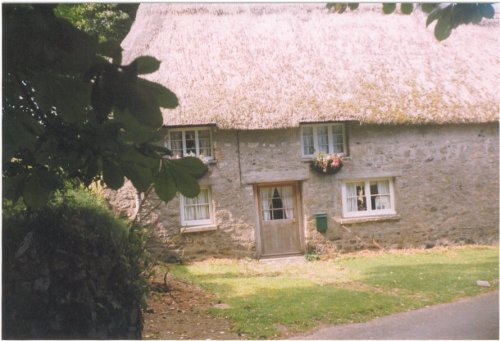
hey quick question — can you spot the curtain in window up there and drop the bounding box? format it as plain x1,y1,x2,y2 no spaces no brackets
317,126,329,153
195,189,210,219
346,183,358,212
260,188,272,221
332,134,344,153
280,186,294,219
303,127,314,155
184,196,196,221
374,181,391,210
169,131,183,157
198,130,212,157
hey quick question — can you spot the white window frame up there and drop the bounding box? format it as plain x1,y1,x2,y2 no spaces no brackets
300,123,347,158
180,187,214,227
165,127,214,160
341,178,396,218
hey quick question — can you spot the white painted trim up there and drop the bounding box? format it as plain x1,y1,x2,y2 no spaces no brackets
300,123,347,157
180,225,217,233
179,187,215,227
334,214,401,225
341,177,397,218
165,127,214,160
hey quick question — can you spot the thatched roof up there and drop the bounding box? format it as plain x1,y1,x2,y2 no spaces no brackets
122,4,500,129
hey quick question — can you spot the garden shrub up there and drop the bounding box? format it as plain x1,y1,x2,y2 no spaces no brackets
2,188,152,339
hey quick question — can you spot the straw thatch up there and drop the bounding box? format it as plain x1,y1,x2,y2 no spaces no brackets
122,4,500,129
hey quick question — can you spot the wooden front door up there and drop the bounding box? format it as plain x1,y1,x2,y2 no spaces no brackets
257,183,303,257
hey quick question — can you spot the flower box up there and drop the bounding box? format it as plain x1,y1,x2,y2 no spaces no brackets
310,152,343,175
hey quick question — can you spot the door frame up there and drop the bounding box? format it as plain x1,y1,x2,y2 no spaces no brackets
253,181,305,258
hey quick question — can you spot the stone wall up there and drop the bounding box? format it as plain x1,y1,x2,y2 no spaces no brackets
107,122,499,259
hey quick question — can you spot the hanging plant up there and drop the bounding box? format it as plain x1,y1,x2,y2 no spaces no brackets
311,151,343,174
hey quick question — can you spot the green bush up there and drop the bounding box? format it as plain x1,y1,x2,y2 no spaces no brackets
2,187,152,339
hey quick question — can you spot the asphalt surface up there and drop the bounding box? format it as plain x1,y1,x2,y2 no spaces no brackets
293,291,499,340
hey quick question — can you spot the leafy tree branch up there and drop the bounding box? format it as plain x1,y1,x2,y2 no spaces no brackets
326,3,496,41
3,4,207,209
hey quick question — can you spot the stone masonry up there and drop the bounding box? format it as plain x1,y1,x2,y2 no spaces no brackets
106,122,499,259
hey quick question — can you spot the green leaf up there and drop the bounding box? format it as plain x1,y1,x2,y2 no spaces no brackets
169,163,200,198
168,157,208,179
114,82,163,128
97,40,122,58
421,3,437,14
401,3,413,15
103,159,124,190
122,163,153,193
382,3,396,15
347,3,359,10
137,78,178,109
155,168,177,202
479,4,495,19
133,56,161,75
119,145,159,170
23,170,60,209
3,174,27,203
471,7,483,24
113,108,160,143
435,15,452,41
426,7,443,27
3,111,38,162
32,73,91,124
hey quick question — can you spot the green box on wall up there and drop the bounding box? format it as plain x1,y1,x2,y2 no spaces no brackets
314,213,328,233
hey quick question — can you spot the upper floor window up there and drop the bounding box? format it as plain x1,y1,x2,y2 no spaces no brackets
165,127,213,159
341,178,396,218
301,123,346,157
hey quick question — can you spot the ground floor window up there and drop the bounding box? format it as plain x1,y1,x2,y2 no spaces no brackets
341,178,396,218
180,187,213,226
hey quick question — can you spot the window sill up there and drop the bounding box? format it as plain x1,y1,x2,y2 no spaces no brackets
301,156,351,162
334,214,400,225
180,225,218,234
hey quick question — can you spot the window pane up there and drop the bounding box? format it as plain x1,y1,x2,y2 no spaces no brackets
302,127,314,155
196,204,210,220
371,180,391,210
356,184,367,211
374,195,391,210
317,126,329,153
185,131,196,154
170,131,183,157
346,183,366,212
199,188,209,204
261,186,294,220
199,136,212,157
183,188,211,223
332,132,344,153
170,131,182,140
332,125,343,134
332,143,344,154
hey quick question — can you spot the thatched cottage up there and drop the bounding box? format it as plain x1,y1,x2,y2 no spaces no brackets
110,4,499,259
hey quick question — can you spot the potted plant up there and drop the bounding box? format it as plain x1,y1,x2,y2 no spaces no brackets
311,151,343,174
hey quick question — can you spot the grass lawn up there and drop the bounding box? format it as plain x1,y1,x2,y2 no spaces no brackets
166,246,499,339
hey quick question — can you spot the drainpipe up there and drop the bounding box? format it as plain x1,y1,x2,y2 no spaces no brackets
236,130,243,186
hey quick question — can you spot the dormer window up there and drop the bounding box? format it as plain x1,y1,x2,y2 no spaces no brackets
301,123,346,158
165,127,213,159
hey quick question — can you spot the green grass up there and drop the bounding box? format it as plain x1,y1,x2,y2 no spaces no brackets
167,246,499,339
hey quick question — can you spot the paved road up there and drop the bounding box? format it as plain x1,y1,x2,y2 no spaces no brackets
293,291,499,340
